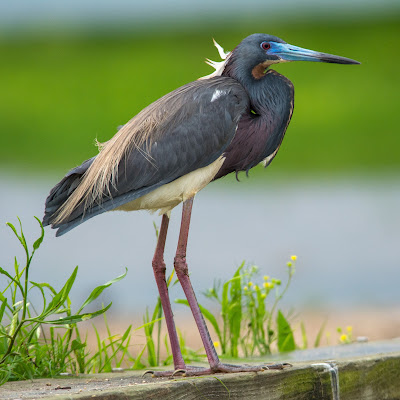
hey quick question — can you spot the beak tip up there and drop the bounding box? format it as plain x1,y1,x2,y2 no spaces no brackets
322,57,361,65
346,59,361,65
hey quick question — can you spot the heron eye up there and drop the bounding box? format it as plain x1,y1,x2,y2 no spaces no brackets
261,42,271,50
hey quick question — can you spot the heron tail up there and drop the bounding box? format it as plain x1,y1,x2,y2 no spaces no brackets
43,157,96,234
43,155,169,237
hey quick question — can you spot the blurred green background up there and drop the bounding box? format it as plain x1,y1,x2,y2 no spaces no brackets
1,2,400,339
0,5,399,179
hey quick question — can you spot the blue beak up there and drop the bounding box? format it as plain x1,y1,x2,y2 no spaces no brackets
269,42,360,65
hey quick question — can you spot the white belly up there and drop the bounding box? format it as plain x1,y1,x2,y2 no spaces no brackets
115,156,225,215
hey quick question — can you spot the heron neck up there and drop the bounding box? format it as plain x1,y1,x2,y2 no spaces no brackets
223,62,294,117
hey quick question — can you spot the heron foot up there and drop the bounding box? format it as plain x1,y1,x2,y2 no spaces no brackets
143,362,292,378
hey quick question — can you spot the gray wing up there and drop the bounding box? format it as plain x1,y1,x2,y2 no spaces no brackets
44,76,249,236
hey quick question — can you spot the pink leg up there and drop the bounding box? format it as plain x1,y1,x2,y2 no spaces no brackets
151,214,186,370
173,197,220,369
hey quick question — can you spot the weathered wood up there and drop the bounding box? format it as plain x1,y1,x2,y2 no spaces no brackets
340,354,400,400
1,346,400,399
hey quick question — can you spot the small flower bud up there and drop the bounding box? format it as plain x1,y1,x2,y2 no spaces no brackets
251,265,259,273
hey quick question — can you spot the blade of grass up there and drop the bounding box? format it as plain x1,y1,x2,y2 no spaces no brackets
300,321,308,349
276,310,296,352
314,319,327,348
77,268,127,314
175,299,222,346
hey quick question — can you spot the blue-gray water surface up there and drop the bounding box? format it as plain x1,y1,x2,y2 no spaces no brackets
0,175,399,314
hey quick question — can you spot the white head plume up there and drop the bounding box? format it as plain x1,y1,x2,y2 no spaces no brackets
200,38,231,80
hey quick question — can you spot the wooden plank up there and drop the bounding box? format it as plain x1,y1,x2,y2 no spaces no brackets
1,352,400,400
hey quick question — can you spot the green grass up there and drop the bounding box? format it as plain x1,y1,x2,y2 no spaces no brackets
0,15,399,177
0,218,124,382
0,218,203,384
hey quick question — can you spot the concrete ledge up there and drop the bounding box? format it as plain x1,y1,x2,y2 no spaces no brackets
2,340,400,400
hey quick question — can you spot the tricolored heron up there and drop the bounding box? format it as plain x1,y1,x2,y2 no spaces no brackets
43,34,359,376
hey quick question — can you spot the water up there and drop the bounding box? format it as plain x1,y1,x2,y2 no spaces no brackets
312,362,340,400
1,0,396,27
0,175,399,314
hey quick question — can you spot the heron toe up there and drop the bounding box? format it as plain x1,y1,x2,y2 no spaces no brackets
144,362,292,378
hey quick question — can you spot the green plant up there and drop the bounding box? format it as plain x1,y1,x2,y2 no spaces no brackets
176,256,300,357
0,217,126,383
337,326,353,344
0,217,205,385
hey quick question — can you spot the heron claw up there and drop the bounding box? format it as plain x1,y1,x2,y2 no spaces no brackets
142,370,155,377
171,369,187,377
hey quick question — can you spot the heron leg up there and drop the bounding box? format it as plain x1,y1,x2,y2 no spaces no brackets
146,198,292,378
173,197,220,369
151,213,186,370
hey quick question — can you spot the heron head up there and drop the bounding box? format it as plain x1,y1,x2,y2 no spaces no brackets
224,33,359,80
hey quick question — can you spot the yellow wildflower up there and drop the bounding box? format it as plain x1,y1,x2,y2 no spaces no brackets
290,255,297,261
346,326,353,333
263,275,270,281
340,334,348,343
248,282,253,287
213,341,220,348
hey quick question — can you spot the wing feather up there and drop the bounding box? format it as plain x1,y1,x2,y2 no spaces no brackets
44,76,248,235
